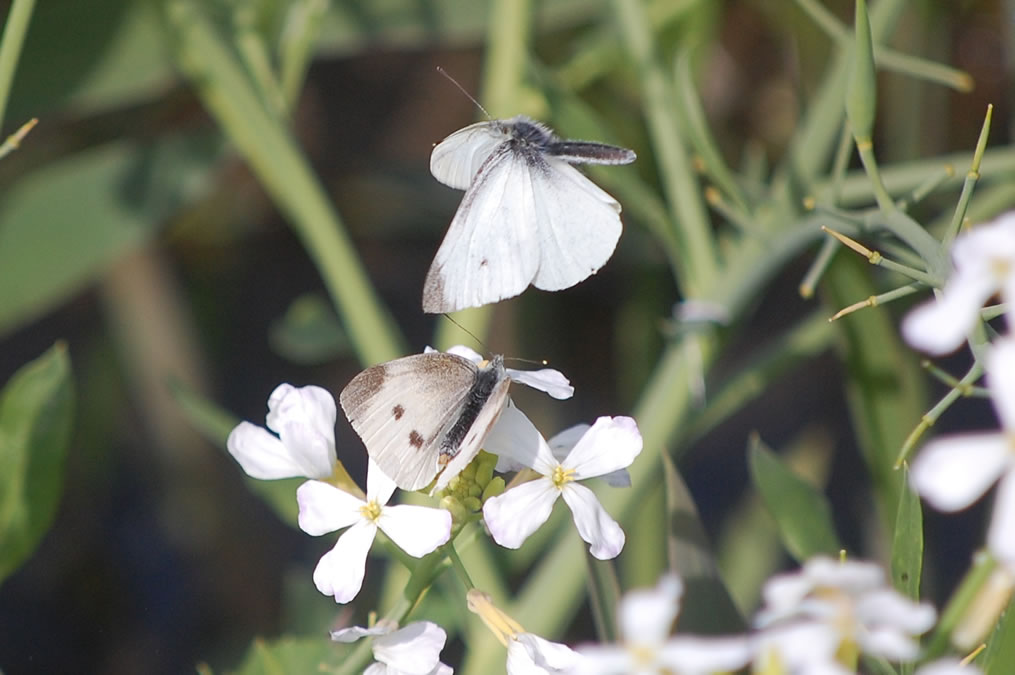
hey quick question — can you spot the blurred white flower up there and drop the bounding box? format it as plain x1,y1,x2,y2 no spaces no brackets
298,460,451,603
910,337,1015,565
754,556,936,667
466,589,580,675
902,212,1015,355
914,659,983,675
572,574,751,675
481,407,641,559
331,620,453,675
227,383,338,479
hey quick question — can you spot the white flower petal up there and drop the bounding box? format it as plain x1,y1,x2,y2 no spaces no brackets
618,575,682,644
442,344,483,363
379,504,452,557
752,622,845,675
484,404,559,475
549,425,631,486
910,433,1010,511
366,459,398,505
364,663,387,675
509,633,581,674
916,658,984,675
563,417,642,480
227,422,310,480
265,384,337,478
901,272,996,355
483,479,559,549
561,483,625,560
804,557,883,593
988,337,1015,430
548,424,590,457
988,470,1015,564
658,636,752,674
373,621,447,675
313,520,376,603
506,367,574,400
331,623,393,643
856,589,936,635
569,645,633,674
857,625,920,661
296,480,364,536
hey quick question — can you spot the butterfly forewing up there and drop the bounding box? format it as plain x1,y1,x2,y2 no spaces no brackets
340,353,480,490
430,122,512,190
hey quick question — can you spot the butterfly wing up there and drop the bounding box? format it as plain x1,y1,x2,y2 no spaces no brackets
423,145,540,314
340,353,478,490
433,370,511,492
528,157,623,291
430,121,511,190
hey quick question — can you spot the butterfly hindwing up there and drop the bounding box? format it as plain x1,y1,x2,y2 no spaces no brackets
528,157,623,291
340,353,479,490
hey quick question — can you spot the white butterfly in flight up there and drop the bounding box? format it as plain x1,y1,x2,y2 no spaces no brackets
423,115,636,314
340,347,572,492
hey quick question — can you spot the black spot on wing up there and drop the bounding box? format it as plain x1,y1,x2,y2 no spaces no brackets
409,430,424,449
392,405,404,420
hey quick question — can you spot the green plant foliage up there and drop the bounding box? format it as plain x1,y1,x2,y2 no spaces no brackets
0,343,74,584
748,436,841,562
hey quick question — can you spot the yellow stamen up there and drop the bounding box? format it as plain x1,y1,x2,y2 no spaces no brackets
467,589,525,647
551,465,577,489
359,499,383,523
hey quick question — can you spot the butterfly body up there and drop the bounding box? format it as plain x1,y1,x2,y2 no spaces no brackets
340,352,510,491
424,116,636,314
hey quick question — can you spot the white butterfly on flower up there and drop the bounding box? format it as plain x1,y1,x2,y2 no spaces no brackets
424,115,636,313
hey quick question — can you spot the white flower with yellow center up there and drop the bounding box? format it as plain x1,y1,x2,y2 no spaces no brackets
297,460,452,603
572,575,751,675
754,556,936,669
481,406,641,560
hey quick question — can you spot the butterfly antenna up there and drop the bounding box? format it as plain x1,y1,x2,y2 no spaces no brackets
441,314,491,353
436,66,492,120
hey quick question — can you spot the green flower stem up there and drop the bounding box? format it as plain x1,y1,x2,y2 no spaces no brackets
0,0,36,133
945,105,993,245
800,237,840,298
893,359,984,469
855,140,897,215
613,0,718,295
827,146,1015,206
925,551,999,660
279,0,330,109
446,543,475,591
232,6,287,118
827,282,921,323
165,0,404,366
902,165,956,211
795,0,971,92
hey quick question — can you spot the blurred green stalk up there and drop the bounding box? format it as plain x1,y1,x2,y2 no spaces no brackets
0,0,36,132
165,0,404,366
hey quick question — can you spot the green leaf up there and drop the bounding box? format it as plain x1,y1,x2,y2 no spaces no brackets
7,0,174,122
890,464,923,601
585,556,621,642
979,596,1015,674
748,434,841,562
663,453,744,633
0,343,74,584
846,0,877,141
232,636,343,675
0,134,220,336
269,293,350,365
